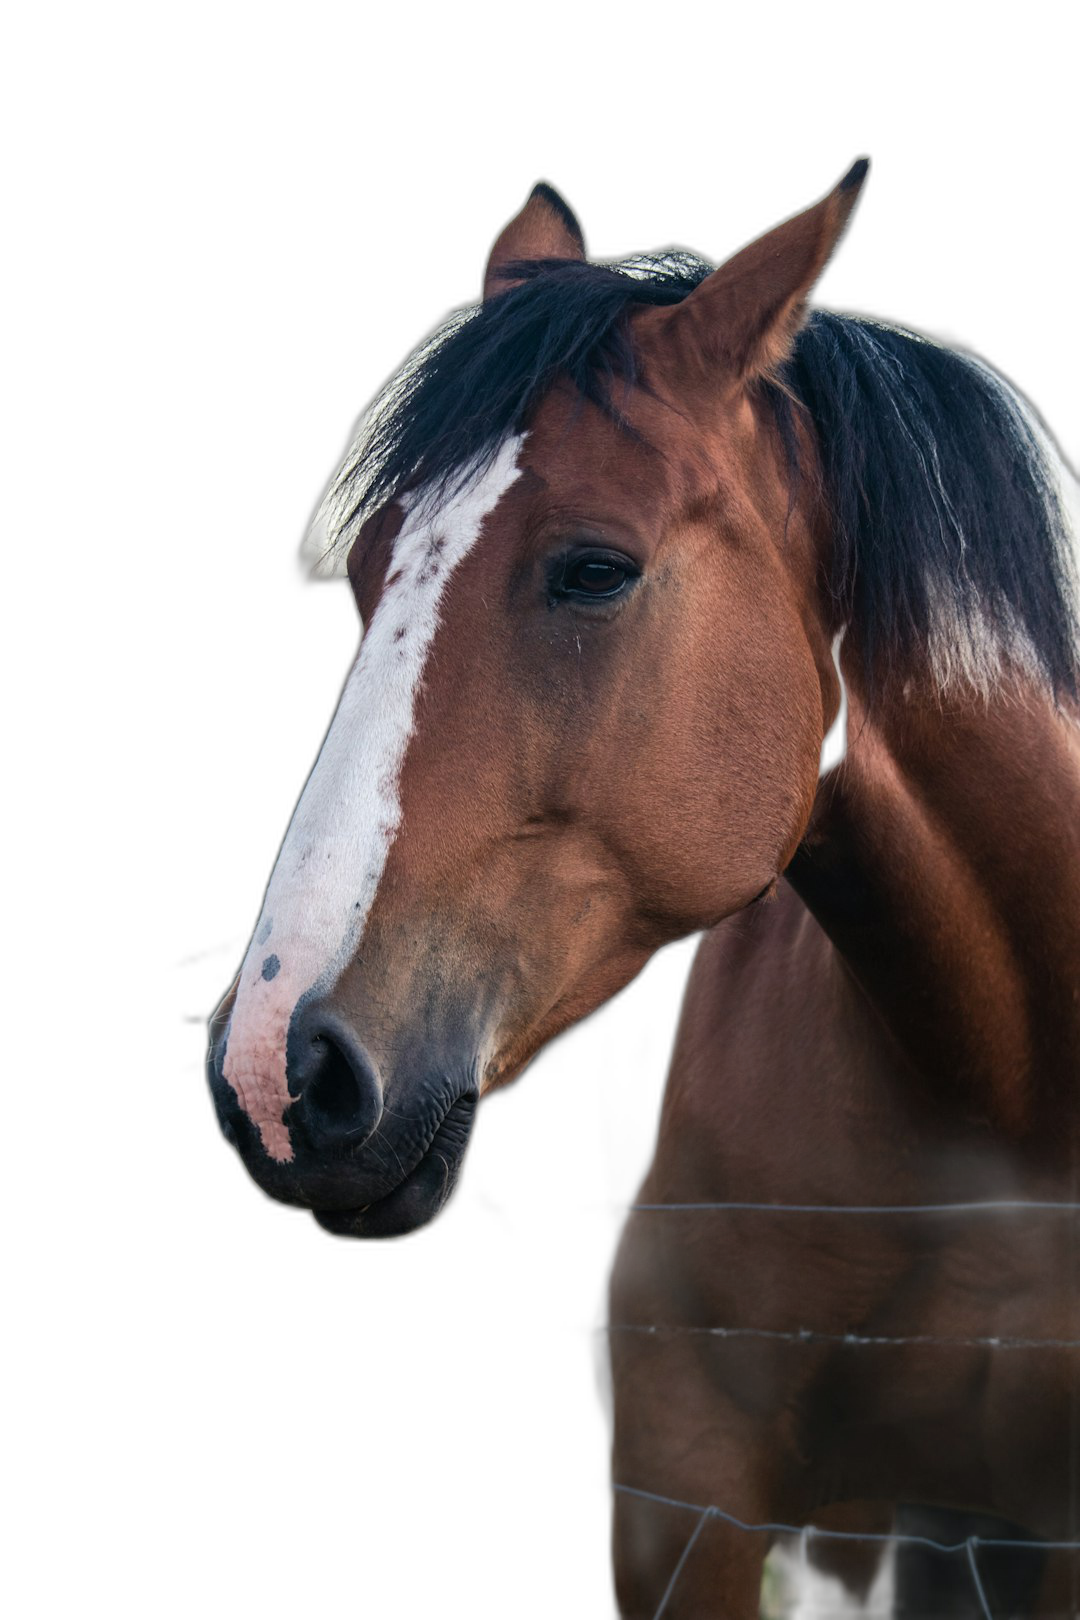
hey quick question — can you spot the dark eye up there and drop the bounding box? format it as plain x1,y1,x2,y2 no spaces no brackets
552,550,638,602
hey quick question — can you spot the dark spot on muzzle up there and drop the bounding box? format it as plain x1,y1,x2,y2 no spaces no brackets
261,954,281,981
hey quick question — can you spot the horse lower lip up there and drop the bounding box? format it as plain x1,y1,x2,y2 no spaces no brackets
312,1095,476,1237
312,1181,418,1237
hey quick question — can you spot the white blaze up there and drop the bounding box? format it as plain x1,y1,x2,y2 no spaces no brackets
224,436,525,1160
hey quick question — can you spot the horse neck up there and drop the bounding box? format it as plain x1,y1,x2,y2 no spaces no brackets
788,663,1080,1141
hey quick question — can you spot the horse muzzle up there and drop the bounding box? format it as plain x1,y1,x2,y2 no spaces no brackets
206,991,480,1237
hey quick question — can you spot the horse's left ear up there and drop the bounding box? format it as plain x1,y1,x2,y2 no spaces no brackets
483,182,586,301
654,159,870,380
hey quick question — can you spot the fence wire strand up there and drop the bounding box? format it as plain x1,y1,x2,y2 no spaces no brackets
615,1483,1080,1620
630,1199,1080,1214
964,1538,994,1620
607,1322,1080,1351
614,1197,1080,1617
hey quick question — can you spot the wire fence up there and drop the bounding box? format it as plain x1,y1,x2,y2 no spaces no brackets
611,1198,1080,1619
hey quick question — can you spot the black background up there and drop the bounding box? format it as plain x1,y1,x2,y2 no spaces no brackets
179,132,1075,1613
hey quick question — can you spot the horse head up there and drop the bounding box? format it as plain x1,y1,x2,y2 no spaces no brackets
207,165,867,1233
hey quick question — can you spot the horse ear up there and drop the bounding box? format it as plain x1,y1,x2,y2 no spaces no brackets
483,182,586,301
656,159,870,380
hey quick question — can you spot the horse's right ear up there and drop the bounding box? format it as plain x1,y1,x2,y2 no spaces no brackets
648,159,870,382
483,182,586,301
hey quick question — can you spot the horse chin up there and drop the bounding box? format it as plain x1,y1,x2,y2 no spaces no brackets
312,1162,459,1239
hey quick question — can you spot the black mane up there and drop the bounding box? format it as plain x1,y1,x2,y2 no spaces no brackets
778,314,1079,698
325,253,711,525
320,254,1079,699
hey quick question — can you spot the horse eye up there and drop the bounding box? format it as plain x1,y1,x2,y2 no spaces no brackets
555,551,637,601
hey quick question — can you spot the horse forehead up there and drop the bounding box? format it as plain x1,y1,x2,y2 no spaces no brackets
517,389,717,521
350,446,529,614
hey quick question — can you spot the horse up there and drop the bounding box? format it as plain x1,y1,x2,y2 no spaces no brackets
206,164,1080,1616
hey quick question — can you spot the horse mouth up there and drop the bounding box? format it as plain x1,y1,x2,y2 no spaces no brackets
312,1093,477,1239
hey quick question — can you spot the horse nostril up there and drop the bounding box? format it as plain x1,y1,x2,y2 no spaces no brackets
307,1035,363,1123
288,1010,382,1150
